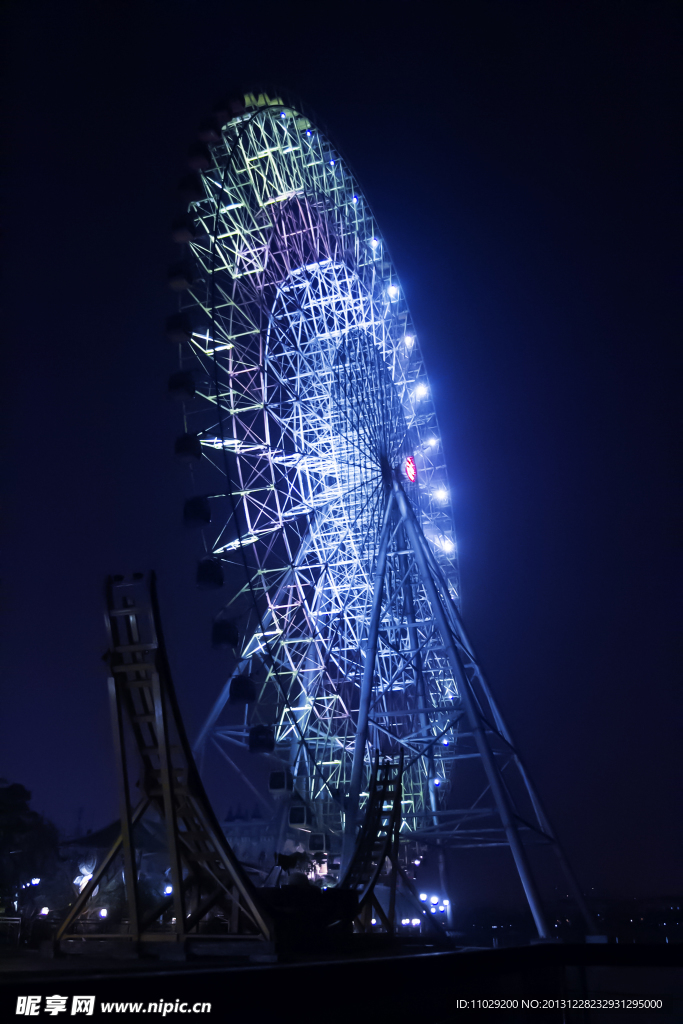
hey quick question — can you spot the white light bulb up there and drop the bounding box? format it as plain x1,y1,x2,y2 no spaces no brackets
434,488,448,501
415,383,428,399
99,908,107,918
370,238,379,248
404,335,414,347
387,285,398,299
40,907,49,916
430,896,439,905
419,893,427,902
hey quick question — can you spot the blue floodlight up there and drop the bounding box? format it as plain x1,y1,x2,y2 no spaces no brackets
430,896,439,905
419,893,427,902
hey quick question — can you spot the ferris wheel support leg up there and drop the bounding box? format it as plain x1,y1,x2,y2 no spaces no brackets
399,528,452,926
193,658,251,758
341,489,396,874
394,480,550,940
466,661,598,934
443,593,599,934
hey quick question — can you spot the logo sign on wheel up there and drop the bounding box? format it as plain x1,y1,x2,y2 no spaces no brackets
405,456,417,483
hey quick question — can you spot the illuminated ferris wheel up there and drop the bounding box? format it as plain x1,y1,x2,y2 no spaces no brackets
168,92,458,839
170,91,457,837
167,94,592,935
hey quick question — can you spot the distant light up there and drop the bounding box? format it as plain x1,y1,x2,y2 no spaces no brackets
430,907,436,913
387,285,399,299
370,238,379,249
405,456,417,483
404,335,414,347
31,878,40,885
39,907,49,916
442,738,449,746
439,906,445,912
401,918,410,925
430,896,439,905
432,777,441,787
415,383,428,399
329,160,335,166
428,437,437,447
414,859,421,866
434,488,448,501
306,130,311,136
371,918,377,925
419,893,428,902
352,196,358,204
164,885,173,895
443,899,450,906
280,111,286,118
443,539,454,552
99,909,107,918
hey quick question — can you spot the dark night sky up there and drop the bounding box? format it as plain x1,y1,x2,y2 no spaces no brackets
1,1,680,911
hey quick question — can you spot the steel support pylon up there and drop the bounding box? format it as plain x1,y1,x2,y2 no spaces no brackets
336,473,596,939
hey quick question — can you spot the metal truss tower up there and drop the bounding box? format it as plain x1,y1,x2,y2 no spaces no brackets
168,92,595,938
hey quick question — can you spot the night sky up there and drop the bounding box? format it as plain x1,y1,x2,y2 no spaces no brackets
2,1,679,912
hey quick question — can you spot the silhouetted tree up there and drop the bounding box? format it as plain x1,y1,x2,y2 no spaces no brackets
0,781,60,912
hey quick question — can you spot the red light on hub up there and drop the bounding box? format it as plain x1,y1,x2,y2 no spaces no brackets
405,456,417,483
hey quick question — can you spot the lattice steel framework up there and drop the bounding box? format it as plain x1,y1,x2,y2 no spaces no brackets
174,94,457,840
169,94,596,941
